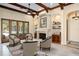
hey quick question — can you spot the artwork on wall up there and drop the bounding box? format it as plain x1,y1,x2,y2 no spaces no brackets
40,17,47,28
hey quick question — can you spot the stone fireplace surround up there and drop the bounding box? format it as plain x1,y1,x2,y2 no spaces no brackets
36,28,51,39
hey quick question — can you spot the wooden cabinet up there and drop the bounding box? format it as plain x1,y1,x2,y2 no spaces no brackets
52,34,61,44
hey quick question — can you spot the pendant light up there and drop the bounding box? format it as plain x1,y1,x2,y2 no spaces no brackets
27,3,32,14
72,11,79,20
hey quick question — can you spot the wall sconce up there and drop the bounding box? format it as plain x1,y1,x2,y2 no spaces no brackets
72,11,79,20
54,15,60,22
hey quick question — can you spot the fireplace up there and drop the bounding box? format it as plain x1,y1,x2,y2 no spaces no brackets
39,33,46,40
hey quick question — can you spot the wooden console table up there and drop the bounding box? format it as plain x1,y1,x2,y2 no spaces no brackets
52,34,61,44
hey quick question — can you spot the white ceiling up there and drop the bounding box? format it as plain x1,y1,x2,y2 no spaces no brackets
0,3,27,12
18,3,44,11
43,3,59,8
0,3,59,12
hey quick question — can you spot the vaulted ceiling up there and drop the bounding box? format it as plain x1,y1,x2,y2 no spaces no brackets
0,3,73,17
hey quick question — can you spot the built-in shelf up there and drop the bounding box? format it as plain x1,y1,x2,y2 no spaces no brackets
52,21,61,29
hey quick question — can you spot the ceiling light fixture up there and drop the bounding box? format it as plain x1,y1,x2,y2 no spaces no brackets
27,3,32,15
72,11,79,20
27,3,36,15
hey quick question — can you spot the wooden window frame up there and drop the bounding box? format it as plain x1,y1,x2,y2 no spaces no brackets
1,18,29,43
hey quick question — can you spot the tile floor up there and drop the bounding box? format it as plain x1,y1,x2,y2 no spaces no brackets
42,43,79,56
2,43,79,56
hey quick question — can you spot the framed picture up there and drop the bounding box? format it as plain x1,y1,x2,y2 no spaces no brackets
40,17,47,28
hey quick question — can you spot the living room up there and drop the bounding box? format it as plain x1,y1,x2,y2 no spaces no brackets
0,3,79,56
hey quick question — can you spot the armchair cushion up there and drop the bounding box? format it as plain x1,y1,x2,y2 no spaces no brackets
23,41,38,56
40,36,52,49
41,36,51,43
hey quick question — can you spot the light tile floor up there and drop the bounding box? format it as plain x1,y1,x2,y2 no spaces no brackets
3,43,79,56
42,43,79,56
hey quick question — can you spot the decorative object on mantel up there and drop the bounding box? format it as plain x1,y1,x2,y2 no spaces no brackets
53,21,61,25
40,16,47,28
52,21,61,29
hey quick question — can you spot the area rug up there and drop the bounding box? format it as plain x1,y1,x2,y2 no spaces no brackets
7,44,23,56
7,44,48,56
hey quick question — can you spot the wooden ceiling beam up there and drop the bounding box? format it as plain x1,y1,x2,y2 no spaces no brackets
38,9,45,13
50,5,60,10
0,5,29,15
38,3,73,13
9,3,38,13
0,3,74,16
36,3,49,13
31,14,36,18
64,3,73,6
59,3,73,10
59,3,65,10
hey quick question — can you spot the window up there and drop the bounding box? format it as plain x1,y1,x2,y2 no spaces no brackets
11,21,17,34
1,18,29,43
24,22,29,33
2,19,9,36
18,22,24,34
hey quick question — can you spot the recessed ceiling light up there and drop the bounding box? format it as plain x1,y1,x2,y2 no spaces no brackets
27,12,31,14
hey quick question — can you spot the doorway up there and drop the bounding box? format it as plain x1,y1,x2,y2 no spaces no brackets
67,11,79,44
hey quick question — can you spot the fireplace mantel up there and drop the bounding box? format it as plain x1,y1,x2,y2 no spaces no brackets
37,28,50,33
36,28,51,39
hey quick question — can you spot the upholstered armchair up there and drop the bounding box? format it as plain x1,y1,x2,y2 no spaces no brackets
40,36,52,50
23,41,38,56
25,33,33,40
2,35,9,43
9,34,21,46
18,34,26,40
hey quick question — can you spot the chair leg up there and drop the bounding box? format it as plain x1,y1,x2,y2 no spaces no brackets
48,48,50,51
40,47,42,50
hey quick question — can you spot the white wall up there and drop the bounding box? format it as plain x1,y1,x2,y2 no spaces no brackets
68,17,79,42
34,11,52,37
36,4,79,45
50,8,65,45
63,3,79,44
34,7,63,44
0,8,34,43
1,3,79,45
68,11,79,42
50,8,61,35
50,3,79,45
